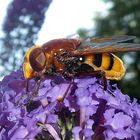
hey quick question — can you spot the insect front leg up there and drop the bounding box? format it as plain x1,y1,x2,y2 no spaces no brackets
33,78,42,95
25,80,29,94
16,80,30,106
23,78,42,104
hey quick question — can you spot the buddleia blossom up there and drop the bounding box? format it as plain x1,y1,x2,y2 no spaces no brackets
0,69,140,140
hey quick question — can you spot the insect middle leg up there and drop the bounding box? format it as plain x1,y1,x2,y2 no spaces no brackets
57,78,74,102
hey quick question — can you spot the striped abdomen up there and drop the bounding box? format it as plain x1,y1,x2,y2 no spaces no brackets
82,53,126,80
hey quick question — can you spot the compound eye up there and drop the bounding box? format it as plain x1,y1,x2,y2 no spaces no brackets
29,48,46,72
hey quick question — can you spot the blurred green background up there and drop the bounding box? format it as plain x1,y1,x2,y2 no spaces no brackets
0,0,140,101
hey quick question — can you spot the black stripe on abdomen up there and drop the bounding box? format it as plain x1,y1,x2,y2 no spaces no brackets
93,54,102,67
107,54,114,70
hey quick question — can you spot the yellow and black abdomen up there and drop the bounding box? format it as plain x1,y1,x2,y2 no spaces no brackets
83,53,126,80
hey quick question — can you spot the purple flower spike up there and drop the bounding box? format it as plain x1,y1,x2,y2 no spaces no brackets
0,69,140,140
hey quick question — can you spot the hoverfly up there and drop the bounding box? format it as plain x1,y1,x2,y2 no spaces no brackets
23,35,140,101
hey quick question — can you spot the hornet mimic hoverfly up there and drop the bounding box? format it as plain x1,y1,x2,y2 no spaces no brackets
23,35,140,101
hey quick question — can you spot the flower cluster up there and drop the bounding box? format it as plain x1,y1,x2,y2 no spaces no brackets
0,69,140,140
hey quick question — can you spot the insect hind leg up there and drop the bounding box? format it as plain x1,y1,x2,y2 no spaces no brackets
76,70,107,90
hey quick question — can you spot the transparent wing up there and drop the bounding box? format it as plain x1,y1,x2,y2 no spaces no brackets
89,35,136,43
71,36,140,56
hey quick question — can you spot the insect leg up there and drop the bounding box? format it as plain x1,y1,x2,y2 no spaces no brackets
25,80,29,94
25,79,41,103
25,78,41,95
33,78,42,96
16,80,30,106
76,70,107,90
57,78,74,102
